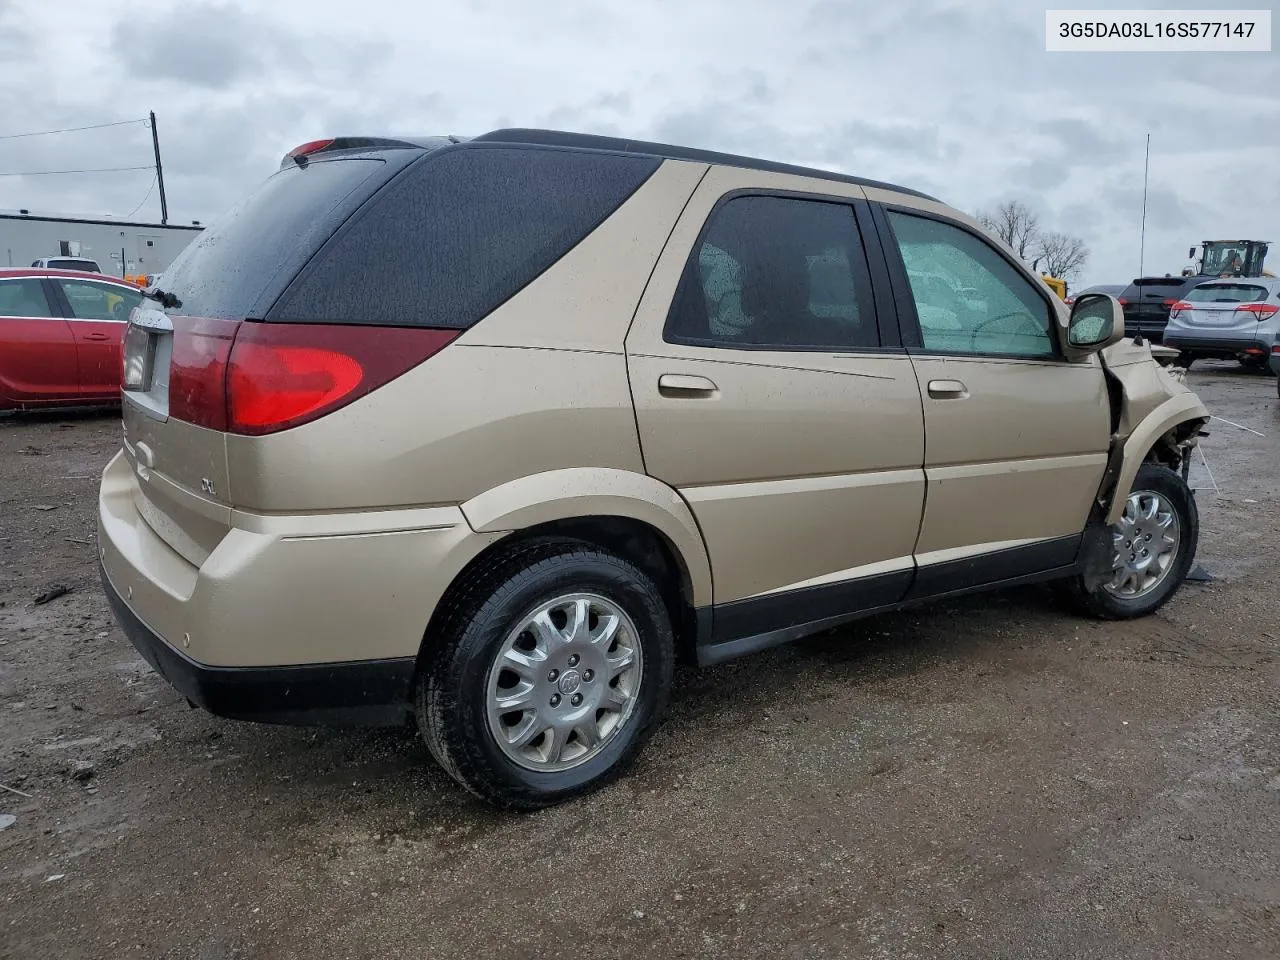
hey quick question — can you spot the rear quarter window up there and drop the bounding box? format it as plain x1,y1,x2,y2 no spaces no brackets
269,145,661,328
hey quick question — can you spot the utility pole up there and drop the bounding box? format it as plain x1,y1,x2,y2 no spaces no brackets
149,110,168,225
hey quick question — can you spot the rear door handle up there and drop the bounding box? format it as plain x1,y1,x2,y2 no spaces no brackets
658,374,719,397
84,332,110,341
927,379,968,399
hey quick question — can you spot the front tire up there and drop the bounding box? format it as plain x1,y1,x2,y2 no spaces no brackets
1066,463,1199,620
418,541,674,810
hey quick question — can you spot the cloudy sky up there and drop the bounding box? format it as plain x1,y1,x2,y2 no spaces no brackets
1,0,1276,287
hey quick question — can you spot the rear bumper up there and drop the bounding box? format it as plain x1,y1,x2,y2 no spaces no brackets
102,564,415,726
1162,334,1269,358
96,449,502,726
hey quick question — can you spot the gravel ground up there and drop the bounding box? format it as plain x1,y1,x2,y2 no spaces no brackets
1,363,1278,960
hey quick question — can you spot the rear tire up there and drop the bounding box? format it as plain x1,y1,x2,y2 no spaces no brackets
417,540,674,810
1172,352,1196,370
1065,463,1198,620
1239,354,1268,371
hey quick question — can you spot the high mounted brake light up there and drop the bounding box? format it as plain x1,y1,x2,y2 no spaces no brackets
285,139,335,166
279,136,424,169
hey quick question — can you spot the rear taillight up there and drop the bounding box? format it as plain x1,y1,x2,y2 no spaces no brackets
1162,298,1178,306
1118,297,1128,306
169,317,241,431
225,323,460,436
165,321,460,435
1168,300,1192,318
1235,302,1280,319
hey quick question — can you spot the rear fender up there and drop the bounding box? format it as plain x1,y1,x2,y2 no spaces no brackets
459,467,713,606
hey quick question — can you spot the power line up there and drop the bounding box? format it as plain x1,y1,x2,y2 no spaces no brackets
0,165,153,177
0,118,147,141
124,174,159,219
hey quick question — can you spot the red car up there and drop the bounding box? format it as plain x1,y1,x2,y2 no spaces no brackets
0,268,145,410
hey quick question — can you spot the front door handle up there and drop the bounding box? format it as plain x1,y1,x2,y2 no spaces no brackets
927,379,968,399
658,374,719,397
84,332,110,341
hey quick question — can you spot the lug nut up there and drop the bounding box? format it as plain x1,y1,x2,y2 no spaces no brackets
550,694,562,707
571,693,583,707
548,669,559,683
582,669,594,682
567,654,580,667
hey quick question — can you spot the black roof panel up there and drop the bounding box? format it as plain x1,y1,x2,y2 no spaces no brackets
470,128,939,202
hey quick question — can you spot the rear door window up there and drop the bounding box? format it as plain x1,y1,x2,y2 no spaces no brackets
665,195,878,351
1186,283,1268,303
56,280,143,321
0,278,55,317
271,146,660,328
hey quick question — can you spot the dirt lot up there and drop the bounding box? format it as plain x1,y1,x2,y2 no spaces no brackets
1,363,1278,960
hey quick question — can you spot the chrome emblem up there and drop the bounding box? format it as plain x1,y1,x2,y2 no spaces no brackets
557,670,582,696
200,477,216,496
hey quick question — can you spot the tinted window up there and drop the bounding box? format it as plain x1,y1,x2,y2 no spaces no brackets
888,212,1055,358
665,195,877,350
57,280,143,321
47,259,99,272
158,157,392,319
1186,283,1267,303
272,146,660,328
0,279,53,318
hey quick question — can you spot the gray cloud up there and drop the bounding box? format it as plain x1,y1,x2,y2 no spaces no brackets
112,2,390,89
113,3,262,88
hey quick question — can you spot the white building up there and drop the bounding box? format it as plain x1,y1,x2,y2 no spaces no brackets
0,210,203,278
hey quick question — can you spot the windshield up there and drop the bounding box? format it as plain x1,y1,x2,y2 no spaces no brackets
1201,242,1267,278
1186,283,1268,304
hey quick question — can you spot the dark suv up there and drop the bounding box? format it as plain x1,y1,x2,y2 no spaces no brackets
1119,275,1219,344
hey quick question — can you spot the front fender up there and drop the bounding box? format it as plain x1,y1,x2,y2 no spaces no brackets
1104,392,1209,524
459,468,714,606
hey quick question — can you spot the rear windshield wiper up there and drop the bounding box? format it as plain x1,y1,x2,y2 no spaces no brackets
143,287,182,309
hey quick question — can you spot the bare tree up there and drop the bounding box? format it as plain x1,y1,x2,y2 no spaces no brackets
977,200,1041,261
1036,231,1090,283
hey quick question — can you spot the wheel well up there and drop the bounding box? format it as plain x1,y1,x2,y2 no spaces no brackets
1142,417,1207,473
421,516,701,669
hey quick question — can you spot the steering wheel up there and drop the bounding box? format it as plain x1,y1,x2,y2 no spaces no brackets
968,311,1044,352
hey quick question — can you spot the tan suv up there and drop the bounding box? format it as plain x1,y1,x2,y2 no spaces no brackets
99,130,1210,808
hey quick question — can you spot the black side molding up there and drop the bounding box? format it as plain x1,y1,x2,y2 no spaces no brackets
907,535,1082,601
695,536,1084,667
697,569,912,667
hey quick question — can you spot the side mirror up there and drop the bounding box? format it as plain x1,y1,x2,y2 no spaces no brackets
1188,247,1196,258
1066,293,1125,356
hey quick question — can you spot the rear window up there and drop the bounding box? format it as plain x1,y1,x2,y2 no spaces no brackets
156,157,392,319
269,145,661,328
47,259,98,271
1186,283,1268,303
